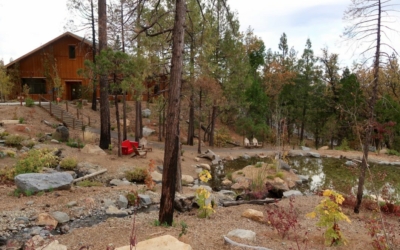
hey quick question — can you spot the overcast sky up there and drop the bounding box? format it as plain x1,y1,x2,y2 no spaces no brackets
0,0,399,68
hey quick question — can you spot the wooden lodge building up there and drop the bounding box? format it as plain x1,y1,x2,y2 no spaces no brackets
5,32,166,102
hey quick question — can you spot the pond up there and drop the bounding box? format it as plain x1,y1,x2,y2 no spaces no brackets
289,156,400,199
224,156,400,200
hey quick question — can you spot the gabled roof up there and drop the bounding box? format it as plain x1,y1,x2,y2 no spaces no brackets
5,32,93,68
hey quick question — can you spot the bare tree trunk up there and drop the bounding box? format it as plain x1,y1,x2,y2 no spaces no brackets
91,0,97,111
98,0,111,150
209,103,217,147
139,101,143,138
354,0,381,214
187,93,194,145
159,0,186,226
135,100,141,142
122,93,127,140
115,94,121,156
158,110,162,142
197,89,202,154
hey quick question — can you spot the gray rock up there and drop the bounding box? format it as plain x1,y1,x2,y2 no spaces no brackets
14,173,73,192
345,161,357,167
279,160,291,171
67,201,77,208
51,211,70,224
110,179,131,186
243,154,250,160
151,171,162,184
106,205,128,217
301,146,311,151
103,199,115,208
142,109,151,117
138,194,152,206
227,229,256,241
297,175,309,183
307,152,320,158
142,126,155,137
118,195,128,209
283,190,303,198
53,126,69,142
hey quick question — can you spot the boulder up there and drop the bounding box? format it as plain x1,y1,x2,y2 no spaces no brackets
138,194,152,206
36,240,67,250
15,173,73,192
198,163,211,171
227,229,256,241
181,175,194,184
52,126,69,142
266,177,289,198
142,126,155,137
81,144,107,155
116,235,192,250
301,146,311,151
319,146,329,150
278,160,291,171
307,152,320,158
241,209,264,223
109,179,131,186
36,213,58,228
50,211,70,224
142,108,151,117
106,205,128,217
151,171,162,184
283,190,303,198
118,195,128,209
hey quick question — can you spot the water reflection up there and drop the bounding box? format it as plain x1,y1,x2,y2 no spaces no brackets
288,156,400,199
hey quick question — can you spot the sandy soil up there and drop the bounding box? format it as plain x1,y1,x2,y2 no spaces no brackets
0,103,400,250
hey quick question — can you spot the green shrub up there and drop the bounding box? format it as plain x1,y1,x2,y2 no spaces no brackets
5,135,25,146
59,157,77,170
66,138,84,148
0,131,9,139
14,149,59,175
76,180,103,187
25,98,35,107
386,149,400,156
255,162,263,168
275,171,284,179
125,168,148,182
335,138,351,151
18,117,25,124
126,190,139,206
21,140,36,149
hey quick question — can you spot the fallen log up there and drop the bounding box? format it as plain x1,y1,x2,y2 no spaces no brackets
198,149,218,161
72,169,107,183
223,236,272,250
226,141,240,147
222,198,277,207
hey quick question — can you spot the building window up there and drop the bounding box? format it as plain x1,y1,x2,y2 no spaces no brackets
69,45,76,59
21,78,46,94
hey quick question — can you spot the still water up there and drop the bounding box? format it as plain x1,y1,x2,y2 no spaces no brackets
288,156,400,199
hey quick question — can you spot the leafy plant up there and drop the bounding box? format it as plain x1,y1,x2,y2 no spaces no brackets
76,180,103,187
59,157,77,170
179,221,188,237
266,196,299,239
195,187,215,218
14,148,58,175
365,215,396,250
0,131,9,139
5,134,25,146
199,169,211,183
275,171,284,179
66,138,84,148
126,190,139,206
25,97,34,107
306,189,351,246
125,168,147,182
18,117,25,124
385,149,400,156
